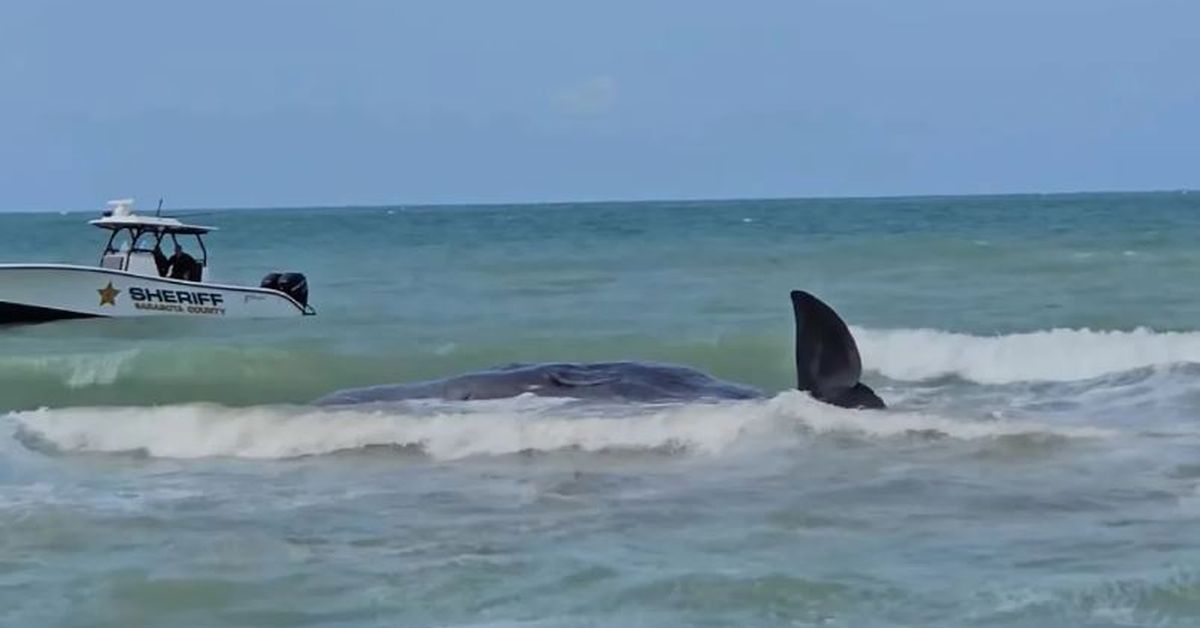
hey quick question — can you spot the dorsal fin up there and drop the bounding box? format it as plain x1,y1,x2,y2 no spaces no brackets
790,290,885,409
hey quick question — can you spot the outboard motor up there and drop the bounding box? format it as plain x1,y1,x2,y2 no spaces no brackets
275,272,309,307
260,272,281,291
260,271,309,307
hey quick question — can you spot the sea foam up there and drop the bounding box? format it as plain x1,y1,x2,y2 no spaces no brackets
7,393,1111,461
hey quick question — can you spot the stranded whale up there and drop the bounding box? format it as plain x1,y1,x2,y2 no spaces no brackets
315,290,885,410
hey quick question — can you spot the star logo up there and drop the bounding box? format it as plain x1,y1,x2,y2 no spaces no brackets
98,282,120,306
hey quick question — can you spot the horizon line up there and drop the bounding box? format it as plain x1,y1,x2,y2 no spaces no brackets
2,187,1195,215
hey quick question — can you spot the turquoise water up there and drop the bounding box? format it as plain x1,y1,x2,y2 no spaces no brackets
4,192,1200,626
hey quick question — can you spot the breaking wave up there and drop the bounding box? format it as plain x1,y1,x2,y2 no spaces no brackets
855,326,1200,384
5,325,1200,414
6,392,1112,461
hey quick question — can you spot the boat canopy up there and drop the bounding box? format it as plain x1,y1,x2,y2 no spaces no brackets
87,199,216,235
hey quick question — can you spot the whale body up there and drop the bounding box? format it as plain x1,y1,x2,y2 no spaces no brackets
315,290,885,410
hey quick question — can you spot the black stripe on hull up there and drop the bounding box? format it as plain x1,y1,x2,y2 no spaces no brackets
0,302,102,325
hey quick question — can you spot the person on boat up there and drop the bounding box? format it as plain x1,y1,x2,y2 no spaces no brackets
167,242,201,281
152,243,171,277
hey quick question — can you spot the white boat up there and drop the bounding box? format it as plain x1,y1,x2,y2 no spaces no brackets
0,199,315,324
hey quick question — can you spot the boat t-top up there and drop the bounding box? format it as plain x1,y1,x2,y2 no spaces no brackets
0,199,315,324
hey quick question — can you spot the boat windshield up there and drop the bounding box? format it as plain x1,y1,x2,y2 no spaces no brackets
108,230,134,254
100,226,208,280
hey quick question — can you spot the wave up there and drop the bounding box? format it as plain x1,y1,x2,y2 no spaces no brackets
6,392,1111,461
855,326,1200,384
0,345,392,412
5,324,1200,414
0,350,141,388
968,570,1200,625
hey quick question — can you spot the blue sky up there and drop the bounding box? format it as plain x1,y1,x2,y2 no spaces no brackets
1,1,1197,210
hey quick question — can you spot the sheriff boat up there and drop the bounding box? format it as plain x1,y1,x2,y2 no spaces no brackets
0,199,315,324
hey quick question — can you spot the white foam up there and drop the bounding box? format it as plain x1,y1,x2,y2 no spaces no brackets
7,393,1111,461
854,326,1200,384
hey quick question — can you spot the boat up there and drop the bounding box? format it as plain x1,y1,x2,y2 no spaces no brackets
0,199,315,324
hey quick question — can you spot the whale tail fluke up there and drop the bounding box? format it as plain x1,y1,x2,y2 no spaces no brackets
790,290,885,410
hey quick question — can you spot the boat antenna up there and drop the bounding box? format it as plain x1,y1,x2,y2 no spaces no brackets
156,198,163,216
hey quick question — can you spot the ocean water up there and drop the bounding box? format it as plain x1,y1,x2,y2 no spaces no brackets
3,192,1200,626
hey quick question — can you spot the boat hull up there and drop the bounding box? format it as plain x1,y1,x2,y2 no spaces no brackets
0,264,312,324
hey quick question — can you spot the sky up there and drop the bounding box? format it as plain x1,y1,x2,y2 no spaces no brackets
1,0,1197,211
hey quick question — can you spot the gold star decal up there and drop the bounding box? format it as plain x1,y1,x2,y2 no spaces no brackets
98,282,120,306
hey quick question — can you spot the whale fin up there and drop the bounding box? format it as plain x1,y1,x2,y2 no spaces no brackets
790,290,885,410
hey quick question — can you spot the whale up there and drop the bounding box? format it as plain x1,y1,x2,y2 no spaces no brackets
314,290,885,410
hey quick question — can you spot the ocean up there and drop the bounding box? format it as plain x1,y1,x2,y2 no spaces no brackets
3,192,1200,626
